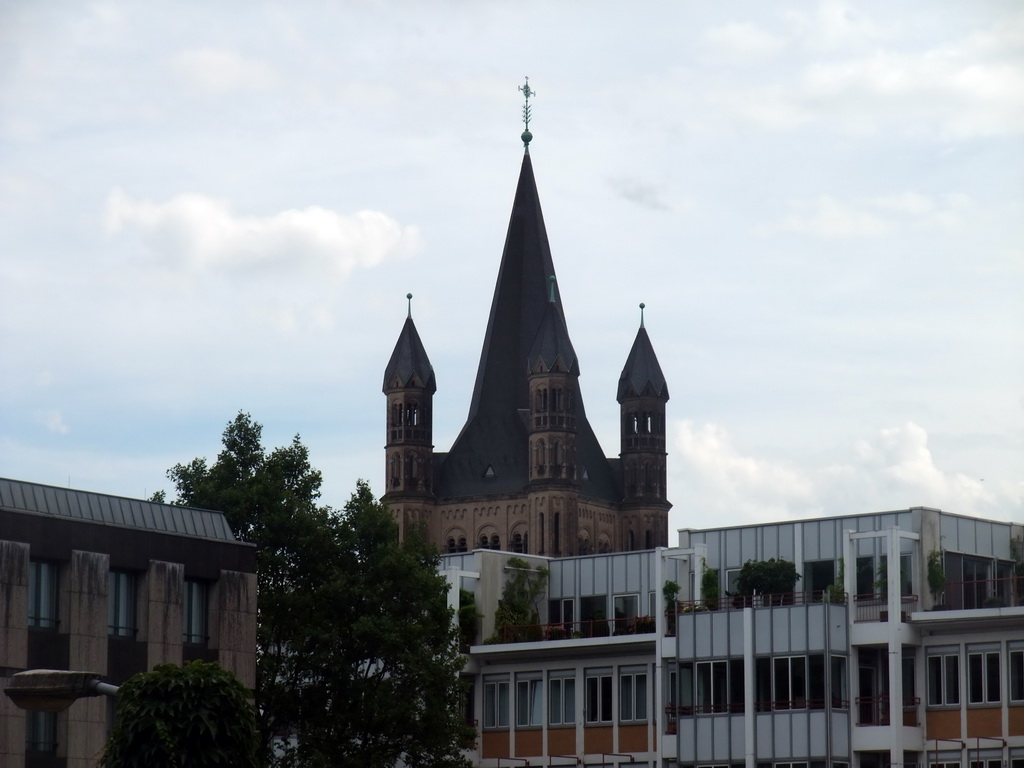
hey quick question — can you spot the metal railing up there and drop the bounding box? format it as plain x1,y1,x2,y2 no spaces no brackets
499,615,657,643
676,589,848,614
855,695,919,726
852,593,919,622
942,576,1024,610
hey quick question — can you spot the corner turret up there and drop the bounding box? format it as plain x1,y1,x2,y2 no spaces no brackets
383,294,435,501
617,303,670,548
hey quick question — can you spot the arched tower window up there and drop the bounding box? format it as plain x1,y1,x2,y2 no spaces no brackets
627,530,635,551
479,534,489,549
511,532,524,553
457,536,467,552
446,537,456,553
390,453,401,487
490,534,500,550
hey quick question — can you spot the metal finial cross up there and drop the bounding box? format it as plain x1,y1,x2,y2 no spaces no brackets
519,77,534,131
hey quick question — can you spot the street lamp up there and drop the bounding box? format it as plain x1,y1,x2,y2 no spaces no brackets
4,669,119,712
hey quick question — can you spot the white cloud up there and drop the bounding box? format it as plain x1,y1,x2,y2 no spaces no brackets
785,0,886,52
704,8,1024,137
704,22,787,60
104,189,421,280
769,192,974,239
674,421,815,521
172,48,281,94
39,410,69,435
772,195,890,238
670,421,1019,527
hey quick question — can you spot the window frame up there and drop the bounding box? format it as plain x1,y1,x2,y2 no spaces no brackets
26,710,58,754
585,669,613,724
483,678,510,729
515,675,543,727
28,560,60,630
183,579,208,645
968,648,1001,705
619,667,648,723
927,651,960,707
108,570,136,638
1010,647,1024,702
548,671,576,726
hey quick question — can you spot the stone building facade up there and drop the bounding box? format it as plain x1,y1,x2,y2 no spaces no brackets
0,477,256,768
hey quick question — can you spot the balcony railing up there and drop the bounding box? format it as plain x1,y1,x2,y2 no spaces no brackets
855,695,919,726
852,593,919,623
499,615,657,643
668,697,849,720
942,576,1024,610
675,589,848,614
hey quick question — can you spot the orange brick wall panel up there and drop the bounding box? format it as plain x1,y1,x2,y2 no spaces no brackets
1010,705,1024,736
583,726,614,755
514,729,543,757
966,707,1003,738
481,730,510,760
548,727,577,755
618,724,649,753
925,709,962,741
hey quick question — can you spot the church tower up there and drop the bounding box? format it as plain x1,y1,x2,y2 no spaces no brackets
380,82,671,555
617,304,670,548
382,295,436,539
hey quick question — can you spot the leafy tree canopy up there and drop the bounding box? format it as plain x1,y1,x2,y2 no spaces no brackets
166,413,471,768
101,660,258,768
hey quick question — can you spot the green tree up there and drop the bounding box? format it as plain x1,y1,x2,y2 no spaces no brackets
166,413,471,768
489,556,548,642
735,558,801,604
100,660,258,768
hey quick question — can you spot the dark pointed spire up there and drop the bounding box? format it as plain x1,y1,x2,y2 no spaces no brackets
436,153,621,502
617,304,669,402
466,152,560,416
528,276,578,374
383,295,436,393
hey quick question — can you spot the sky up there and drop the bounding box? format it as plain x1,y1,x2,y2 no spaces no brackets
2,0,1022,536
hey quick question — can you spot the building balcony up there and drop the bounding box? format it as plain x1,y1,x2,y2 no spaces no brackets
499,615,657,643
941,576,1024,610
853,593,919,623
675,589,848,614
855,695,920,727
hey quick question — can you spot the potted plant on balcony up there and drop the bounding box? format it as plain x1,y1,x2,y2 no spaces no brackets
927,550,947,610
824,558,846,604
663,580,680,635
734,558,801,606
701,564,720,610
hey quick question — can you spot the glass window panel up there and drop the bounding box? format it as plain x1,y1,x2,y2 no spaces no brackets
635,674,647,720
1011,650,1024,701
985,652,1000,703
620,676,634,721
945,655,960,705
969,653,984,703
